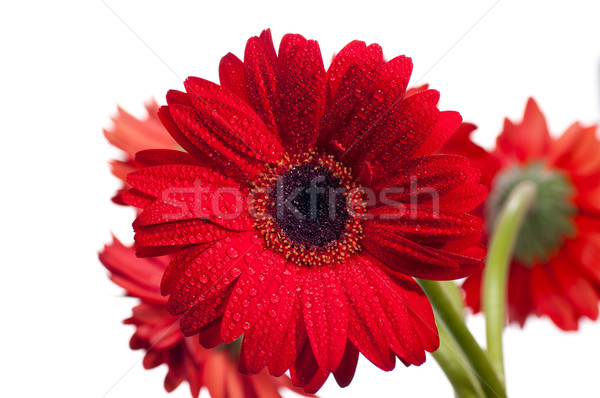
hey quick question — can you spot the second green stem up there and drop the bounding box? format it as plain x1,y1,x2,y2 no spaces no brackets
483,181,537,387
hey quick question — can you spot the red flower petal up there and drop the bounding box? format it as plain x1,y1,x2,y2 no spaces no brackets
122,187,154,209
359,89,441,179
227,252,296,373
134,149,202,167
371,154,484,210
462,271,483,313
334,55,414,162
549,123,600,176
160,245,207,296
109,159,135,183
143,347,167,370
387,271,439,353
99,237,166,304
440,122,500,189
550,253,599,321
530,264,578,331
506,264,533,327
290,343,329,393
169,232,258,315
325,41,383,100
168,103,263,176
134,219,232,248
127,164,230,198
300,265,348,371
332,340,359,388
259,29,278,63
496,97,551,163
244,35,279,134
436,182,488,213
196,318,224,349
127,165,254,231
158,105,247,179
566,238,600,284
277,36,327,152
104,101,176,160
339,261,395,370
404,83,429,99
318,42,383,148
363,222,483,280
219,52,249,103
268,285,309,377
184,77,283,162
366,206,483,249
414,110,462,157
302,368,330,394
181,347,202,397
248,370,286,398
341,256,438,367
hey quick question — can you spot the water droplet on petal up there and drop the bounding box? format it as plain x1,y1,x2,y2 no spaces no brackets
227,247,239,258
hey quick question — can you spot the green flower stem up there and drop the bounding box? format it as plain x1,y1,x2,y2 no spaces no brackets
418,279,506,398
432,316,486,398
439,280,466,320
483,181,537,387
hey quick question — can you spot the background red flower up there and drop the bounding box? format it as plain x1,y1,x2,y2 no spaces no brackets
444,98,600,330
104,100,180,204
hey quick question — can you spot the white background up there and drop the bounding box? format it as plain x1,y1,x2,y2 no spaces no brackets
1,1,600,397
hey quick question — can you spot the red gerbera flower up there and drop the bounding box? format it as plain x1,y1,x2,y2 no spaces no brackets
100,238,310,398
123,29,486,392
444,98,600,331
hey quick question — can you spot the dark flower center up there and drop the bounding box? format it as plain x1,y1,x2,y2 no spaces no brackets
252,152,362,267
487,162,577,266
270,164,349,248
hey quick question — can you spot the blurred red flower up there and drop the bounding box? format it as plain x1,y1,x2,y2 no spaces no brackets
104,100,180,204
444,98,600,330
